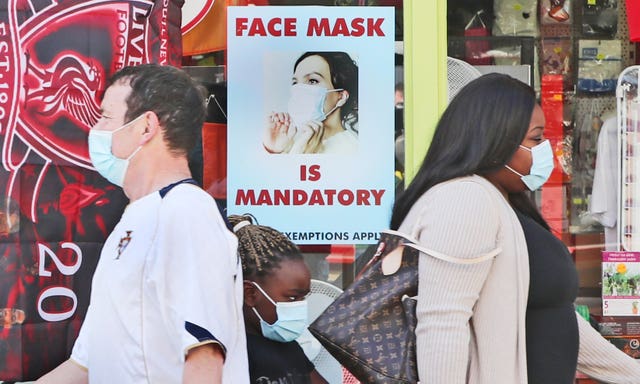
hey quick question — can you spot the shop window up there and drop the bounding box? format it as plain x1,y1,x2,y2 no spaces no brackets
183,0,404,291
447,0,639,368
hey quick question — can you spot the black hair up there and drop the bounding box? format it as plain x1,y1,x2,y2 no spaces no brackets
294,51,358,131
390,73,549,230
228,214,304,280
108,64,206,155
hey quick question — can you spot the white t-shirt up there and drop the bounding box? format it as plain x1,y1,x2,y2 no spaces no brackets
71,182,248,383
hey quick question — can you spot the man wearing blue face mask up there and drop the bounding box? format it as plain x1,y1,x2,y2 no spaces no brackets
37,64,249,384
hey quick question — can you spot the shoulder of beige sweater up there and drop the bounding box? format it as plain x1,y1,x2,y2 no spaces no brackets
428,175,501,203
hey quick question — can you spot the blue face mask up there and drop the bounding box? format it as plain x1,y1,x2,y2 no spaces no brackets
505,139,554,191
88,114,144,187
249,281,308,343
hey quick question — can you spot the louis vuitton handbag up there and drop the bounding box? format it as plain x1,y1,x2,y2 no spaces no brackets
308,229,499,384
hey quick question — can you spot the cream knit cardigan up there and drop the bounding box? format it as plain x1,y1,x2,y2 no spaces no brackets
398,175,640,384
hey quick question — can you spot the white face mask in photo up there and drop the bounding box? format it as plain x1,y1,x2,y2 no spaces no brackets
88,114,144,187
287,83,343,128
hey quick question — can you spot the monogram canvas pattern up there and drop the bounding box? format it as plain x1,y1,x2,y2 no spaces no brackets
309,231,419,384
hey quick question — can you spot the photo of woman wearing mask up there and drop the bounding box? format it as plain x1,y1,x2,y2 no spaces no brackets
262,51,359,155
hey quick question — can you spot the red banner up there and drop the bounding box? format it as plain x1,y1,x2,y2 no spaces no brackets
0,0,183,380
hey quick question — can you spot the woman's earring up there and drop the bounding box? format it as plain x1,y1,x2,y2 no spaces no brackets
337,92,349,107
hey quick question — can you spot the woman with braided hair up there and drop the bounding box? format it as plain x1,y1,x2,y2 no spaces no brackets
229,214,328,384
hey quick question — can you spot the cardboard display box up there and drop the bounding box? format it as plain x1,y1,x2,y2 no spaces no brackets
593,315,640,359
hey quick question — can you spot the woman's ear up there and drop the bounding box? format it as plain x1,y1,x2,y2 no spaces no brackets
336,90,349,107
243,280,258,306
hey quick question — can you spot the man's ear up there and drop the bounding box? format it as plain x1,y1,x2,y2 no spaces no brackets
336,90,349,107
140,111,160,144
243,281,258,307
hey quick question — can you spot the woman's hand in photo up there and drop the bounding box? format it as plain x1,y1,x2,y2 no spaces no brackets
263,112,294,153
289,120,323,154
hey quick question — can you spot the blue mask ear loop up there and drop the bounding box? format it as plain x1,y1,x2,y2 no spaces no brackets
247,281,277,324
504,140,553,191
112,113,145,133
504,144,533,177
109,113,146,159
504,164,525,178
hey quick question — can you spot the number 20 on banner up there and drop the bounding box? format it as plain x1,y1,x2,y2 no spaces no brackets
37,242,82,321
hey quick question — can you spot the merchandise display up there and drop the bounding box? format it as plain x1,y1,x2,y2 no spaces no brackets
577,40,622,93
492,0,539,36
619,66,640,252
626,0,640,42
464,10,492,65
595,314,640,358
539,0,571,25
590,114,618,250
582,0,618,38
541,37,572,84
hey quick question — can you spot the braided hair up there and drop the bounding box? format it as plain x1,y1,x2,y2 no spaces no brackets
228,214,303,279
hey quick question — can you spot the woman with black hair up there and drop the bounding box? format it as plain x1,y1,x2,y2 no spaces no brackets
392,73,640,383
263,51,358,154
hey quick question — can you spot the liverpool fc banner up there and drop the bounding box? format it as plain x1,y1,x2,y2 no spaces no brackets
0,1,183,380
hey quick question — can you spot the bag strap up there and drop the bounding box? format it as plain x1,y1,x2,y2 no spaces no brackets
382,229,500,265
404,178,504,265
405,242,501,265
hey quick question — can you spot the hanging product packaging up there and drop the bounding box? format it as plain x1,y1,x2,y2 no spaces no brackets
583,0,618,38
0,1,184,381
574,99,600,188
627,0,640,42
542,38,573,87
464,10,492,65
540,0,572,25
493,0,539,36
577,40,622,93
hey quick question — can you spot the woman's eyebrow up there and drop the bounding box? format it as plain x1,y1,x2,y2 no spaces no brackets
292,71,326,83
303,71,325,79
529,125,545,132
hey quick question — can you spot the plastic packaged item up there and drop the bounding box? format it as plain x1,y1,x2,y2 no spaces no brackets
493,0,538,36
541,37,572,85
540,0,571,24
583,0,618,38
464,10,492,65
628,0,640,41
577,40,622,93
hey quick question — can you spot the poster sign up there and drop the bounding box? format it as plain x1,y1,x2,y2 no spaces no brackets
227,6,395,244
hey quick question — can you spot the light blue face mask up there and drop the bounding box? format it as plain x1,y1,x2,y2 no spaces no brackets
505,139,554,191
250,281,308,343
88,114,144,187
